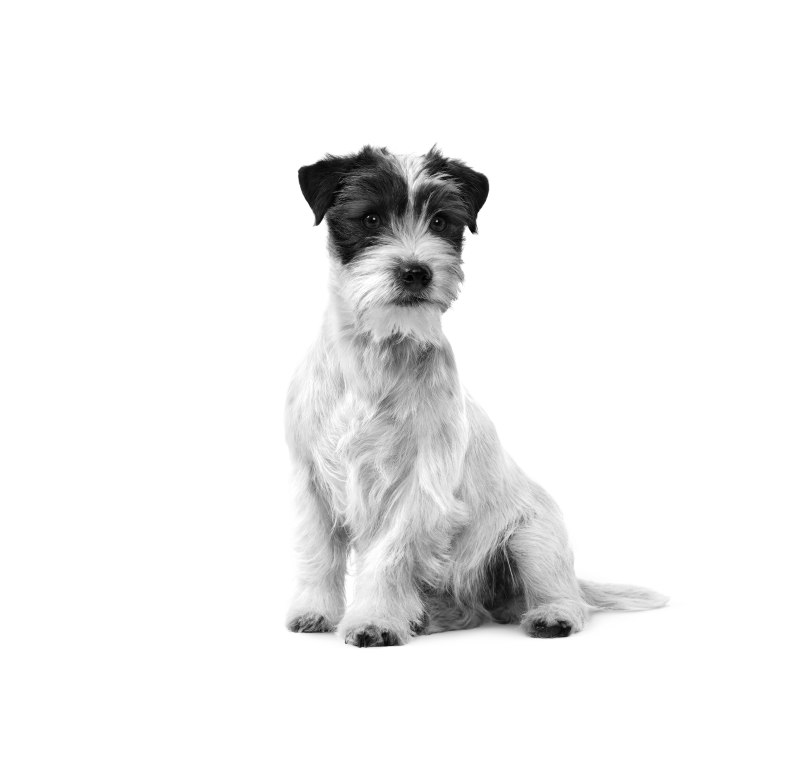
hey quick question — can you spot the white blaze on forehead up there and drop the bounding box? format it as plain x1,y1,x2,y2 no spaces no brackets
396,153,433,208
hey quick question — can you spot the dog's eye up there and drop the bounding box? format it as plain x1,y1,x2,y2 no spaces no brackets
362,213,381,230
429,215,447,232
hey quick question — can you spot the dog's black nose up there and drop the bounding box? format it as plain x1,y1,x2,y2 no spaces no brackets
400,264,432,292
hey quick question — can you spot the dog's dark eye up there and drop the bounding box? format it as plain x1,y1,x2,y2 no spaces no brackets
429,215,447,232
362,213,381,230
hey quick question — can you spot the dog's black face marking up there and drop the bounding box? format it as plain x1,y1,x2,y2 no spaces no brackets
422,146,489,233
298,146,489,265
327,153,410,264
411,181,470,251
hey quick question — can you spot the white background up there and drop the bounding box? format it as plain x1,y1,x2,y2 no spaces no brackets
1,2,791,769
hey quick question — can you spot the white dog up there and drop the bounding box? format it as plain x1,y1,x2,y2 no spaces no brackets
285,146,667,647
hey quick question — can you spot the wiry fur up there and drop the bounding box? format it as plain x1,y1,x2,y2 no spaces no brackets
286,146,667,647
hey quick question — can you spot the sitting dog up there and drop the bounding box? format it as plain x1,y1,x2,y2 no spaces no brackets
285,146,667,647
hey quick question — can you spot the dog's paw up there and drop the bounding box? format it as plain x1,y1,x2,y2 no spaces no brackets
287,612,334,633
522,601,587,639
529,619,572,638
344,624,403,648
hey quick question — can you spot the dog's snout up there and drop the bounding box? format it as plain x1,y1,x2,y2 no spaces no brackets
400,264,433,292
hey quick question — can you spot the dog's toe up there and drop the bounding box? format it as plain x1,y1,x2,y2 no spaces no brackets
287,612,334,633
345,624,401,648
529,619,572,638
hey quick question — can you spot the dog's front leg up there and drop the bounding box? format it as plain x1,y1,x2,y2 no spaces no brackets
339,518,427,648
339,475,467,648
285,462,348,633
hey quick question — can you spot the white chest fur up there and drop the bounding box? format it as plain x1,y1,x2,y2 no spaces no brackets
286,319,470,545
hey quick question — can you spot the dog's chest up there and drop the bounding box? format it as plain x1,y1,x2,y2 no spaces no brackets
288,336,467,523
313,378,429,515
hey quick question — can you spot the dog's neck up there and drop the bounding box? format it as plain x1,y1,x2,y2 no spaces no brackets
323,291,458,395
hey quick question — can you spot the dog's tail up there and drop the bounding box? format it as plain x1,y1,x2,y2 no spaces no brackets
578,579,669,611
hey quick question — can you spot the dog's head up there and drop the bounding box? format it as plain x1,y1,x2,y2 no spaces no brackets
298,146,488,342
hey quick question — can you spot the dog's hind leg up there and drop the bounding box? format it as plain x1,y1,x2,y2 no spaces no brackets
419,591,489,635
507,482,590,638
481,548,527,625
285,462,348,633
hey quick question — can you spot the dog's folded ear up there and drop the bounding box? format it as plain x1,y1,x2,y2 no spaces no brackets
298,152,360,226
447,161,489,234
425,147,489,233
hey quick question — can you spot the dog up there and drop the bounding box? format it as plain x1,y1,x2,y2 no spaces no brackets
285,145,667,647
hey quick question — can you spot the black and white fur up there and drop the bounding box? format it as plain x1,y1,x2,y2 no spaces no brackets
286,146,667,647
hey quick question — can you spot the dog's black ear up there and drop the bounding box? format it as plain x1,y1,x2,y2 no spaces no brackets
425,147,489,233
298,152,361,226
446,160,489,234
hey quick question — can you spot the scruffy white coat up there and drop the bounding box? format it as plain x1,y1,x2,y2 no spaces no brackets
286,147,666,646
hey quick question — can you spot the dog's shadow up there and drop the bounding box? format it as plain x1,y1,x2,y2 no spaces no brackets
289,617,604,648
